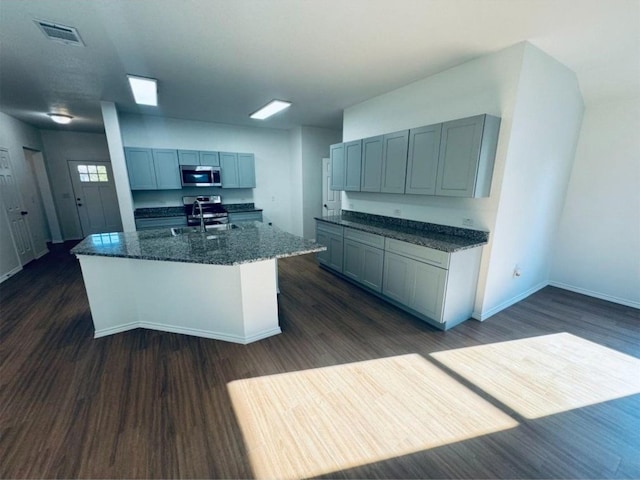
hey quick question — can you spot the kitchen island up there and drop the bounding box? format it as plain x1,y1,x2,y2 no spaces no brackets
71,222,325,344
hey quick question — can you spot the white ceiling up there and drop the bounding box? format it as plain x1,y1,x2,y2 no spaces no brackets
1,0,638,133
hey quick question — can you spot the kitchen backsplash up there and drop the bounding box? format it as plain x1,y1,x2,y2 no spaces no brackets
132,188,253,208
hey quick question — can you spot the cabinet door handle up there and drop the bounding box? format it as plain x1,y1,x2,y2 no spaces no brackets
20,211,28,215
77,203,83,207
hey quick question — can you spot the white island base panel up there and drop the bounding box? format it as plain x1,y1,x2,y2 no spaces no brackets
77,255,281,344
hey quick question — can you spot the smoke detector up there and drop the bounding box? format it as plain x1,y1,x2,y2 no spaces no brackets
35,20,85,46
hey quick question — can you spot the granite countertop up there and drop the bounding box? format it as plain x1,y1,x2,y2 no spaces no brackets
71,222,325,266
316,211,489,253
134,203,262,219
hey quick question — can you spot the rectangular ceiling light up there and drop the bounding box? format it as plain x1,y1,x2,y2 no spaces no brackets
250,100,291,120
127,75,158,106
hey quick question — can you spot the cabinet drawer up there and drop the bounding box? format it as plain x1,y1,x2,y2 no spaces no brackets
316,221,344,237
344,227,385,249
229,211,262,223
385,237,449,269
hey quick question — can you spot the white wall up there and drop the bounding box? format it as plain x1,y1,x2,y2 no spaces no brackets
119,114,295,232
0,112,45,279
342,42,584,319
39,130,112,239
479,44,584,318
551,97,640,308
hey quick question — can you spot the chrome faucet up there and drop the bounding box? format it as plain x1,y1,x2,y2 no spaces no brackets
192,199,205,232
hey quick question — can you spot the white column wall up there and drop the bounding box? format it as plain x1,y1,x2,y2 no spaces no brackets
479,44,584,318
101,102,136,232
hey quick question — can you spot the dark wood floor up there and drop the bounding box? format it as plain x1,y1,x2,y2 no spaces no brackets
1,242,638,479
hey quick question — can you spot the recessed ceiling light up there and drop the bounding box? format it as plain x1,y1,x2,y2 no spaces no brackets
48,113,73,124
250,100,292,120
127,75,158,106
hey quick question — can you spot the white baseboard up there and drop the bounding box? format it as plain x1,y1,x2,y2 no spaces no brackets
34,248,49,259
472,281,548,321
0,265,23,285
95,320,282,344
548,281,640,310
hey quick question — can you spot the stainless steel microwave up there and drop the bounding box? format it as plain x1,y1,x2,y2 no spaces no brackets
179,165,221,187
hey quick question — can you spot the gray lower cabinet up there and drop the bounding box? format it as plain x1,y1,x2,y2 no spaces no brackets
381,130,409,193
228,211,263,223
382,251,446,321
125,147,181,190
342,229,385,292
135,216,187,231
315,220,482,329
220,152,256,188
315,222,344,272
436,114,500,197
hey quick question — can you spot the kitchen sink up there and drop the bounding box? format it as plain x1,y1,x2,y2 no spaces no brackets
171,224,237,236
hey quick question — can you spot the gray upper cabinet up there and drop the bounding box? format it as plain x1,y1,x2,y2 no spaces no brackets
221,152,256,188
381,130,409,193
237,153,256,188
125,147,156,190
360,135,383,192
178,150,200,165
329,143,345,191
178,150,220,166
405,124,442,195
125,147,180,190
344,140,362,191
436,114,500,198
220,152,239,187
200,151,220,166
152,149,181,189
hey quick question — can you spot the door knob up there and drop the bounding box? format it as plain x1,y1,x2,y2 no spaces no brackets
323,204,328,208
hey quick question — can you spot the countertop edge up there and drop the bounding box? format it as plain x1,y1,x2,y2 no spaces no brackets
315,216,488,253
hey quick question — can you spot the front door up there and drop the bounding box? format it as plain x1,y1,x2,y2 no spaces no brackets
68,161,123,235
322,157,341,216
0,148,35,265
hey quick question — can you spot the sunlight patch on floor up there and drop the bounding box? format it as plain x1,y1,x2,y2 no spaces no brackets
431,332,640,419
227,354,518,480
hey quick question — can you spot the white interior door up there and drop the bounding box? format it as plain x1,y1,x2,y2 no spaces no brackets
22,148,49,256
0,148,35,265
68,161,123,235
322,157,341,216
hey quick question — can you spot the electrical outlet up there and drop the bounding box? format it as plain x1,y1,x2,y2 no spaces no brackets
462,218,474,226
393,209,401,217
513,265,522,278
271,196,276,202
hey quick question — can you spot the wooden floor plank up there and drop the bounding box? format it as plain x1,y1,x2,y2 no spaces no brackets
0,242,638,479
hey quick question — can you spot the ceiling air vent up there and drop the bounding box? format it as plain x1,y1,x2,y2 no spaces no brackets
35,20,85,46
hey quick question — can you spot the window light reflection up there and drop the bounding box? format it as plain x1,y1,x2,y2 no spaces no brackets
228,354,518,480
431,332,640,419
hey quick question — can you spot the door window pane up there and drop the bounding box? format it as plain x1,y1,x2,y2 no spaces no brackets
77,164,109,182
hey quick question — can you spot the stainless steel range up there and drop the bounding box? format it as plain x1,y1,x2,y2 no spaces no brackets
183,195,228,230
